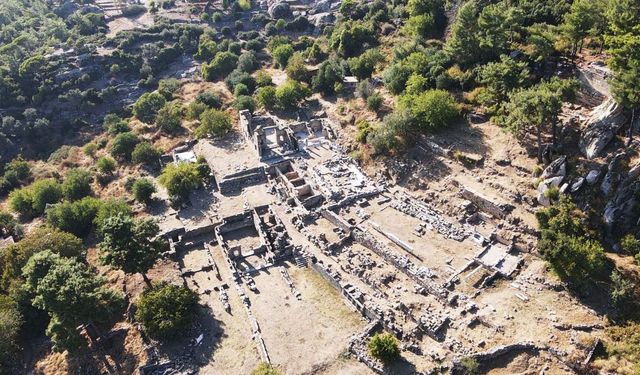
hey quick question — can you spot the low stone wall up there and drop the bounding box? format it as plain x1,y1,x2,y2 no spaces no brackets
461,187,510,219
217,167,266,194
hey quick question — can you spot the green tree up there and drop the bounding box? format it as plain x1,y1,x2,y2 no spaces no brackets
111,132,140,161
238,51,259,73
500,79,575,161
22,250,123,352
383,63,412,95
158,162,206,204
478,55,530,113
312,59,344,95
0,298,22,370
99,213,164,284
276,80,311,109
255,86,278,110
103,113,130,134
133,92,167,124
562,0,597,55
272,44,294,69
196,109,232,138
348,49,383,80
202,51,239,81
135,282,199,339
132,178,156,205
285,53,309,82
610,270,635,308
620,234,640,256
62,168,92,201
398,89,459,132
477,2,521,59
94,199,132,231
0,211,19,238
9,179,62,217
368,332,400,364
445,0,480,67
156,102,183,134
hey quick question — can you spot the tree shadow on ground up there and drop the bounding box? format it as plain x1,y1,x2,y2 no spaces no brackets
385,356,417,375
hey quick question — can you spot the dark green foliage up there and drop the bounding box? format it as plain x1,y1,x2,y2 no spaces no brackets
132,178,156,205
478,55,530,113
383,63,411,95
104,114,130,135
0,296,22,371
9,179,63,217
202,51,239,81
99,213,164,278
134,92,167,124
196,109,232,138
0,211,19,238
158,162,207,204
156,102,183,134
348,49,383,80
620,234,640,256
135,282,199,339
0,226,84,291
537,198,607,288
46,197,101,237
132,142,161,165
238,51,259,72
276,80,311,109
225,69,257,93
610,270,635,308
111,132,140,161
251,363,283,375
255,86,277,110
272,44,294,69
329,20,377,57
234,95,256,112
368,332,400,364
195,91,222,108
312,59,344,95
285,53,309,82
62,168,92,201
367,93,383,111
158,78,181,100
93,199,132,231
96,156,117,175
398,89,459,131
22,250,124,352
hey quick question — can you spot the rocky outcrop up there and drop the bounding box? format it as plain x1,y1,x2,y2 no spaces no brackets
268,2,291,18
601,153,628,196
604,160,640,238
537,156,567,206
579,98,627,159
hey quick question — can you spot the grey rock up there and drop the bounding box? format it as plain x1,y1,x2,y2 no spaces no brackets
571,178,585,193
541,156,567,180
601,153,627,196
579,98,627,159
586,170,601,185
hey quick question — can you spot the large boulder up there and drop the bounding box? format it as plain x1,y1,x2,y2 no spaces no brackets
269,2,291,18
541,156,567,180
604,176,640,239
579,97,627,159
601,152,628,196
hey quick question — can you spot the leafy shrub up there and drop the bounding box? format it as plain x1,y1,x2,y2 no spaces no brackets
368,332,400,364
156,102,183,134
111,132,140,161
202,51,239,80
196,109,232,138
275,80,311,109
96,156,117,175
251,363,283,375
158,162,206,203
133,92,167,124
234,95,256,112
62,168,93,201
367,93,383,111
46,197,102,237
135,283,199,339
9,179,63,217
255,86,277,110
103,114,130,134
132,142,161,165
158,78,181,100
398,89,459,131
132,178,156,205
272,44,294,69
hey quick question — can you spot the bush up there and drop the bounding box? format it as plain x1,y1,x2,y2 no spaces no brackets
0,299,22,370
111,132,140,160
272,44,294,69
251,363,283,375
46,197,102,237
238,51,259,72
368,332,400,364
132,142,161,165
383,63,411,95
133,92,167,124
356,120,373,143
225,69,256,93
348,49,383,79
135,283,199,339
255,86,277,110
9,179,63,217
62,168,93,201
158,162,206,203
156,102,183,134
228,42,242,55
104,113,130,134
196,109,232,138
83,143,98,158
312,59,343,95
285,53,308,82
94,199,132,231
398,89,459,131
202,51,239,80
0,211,19,238
459,357,480,375
275,80,311,109
234,95,256,111
367,93,383,111
620,234,640,256
255,70,273,87
132,178,156,205
186,101,209,120
157,78,181,100
96,156,117,175
195,91,222,108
